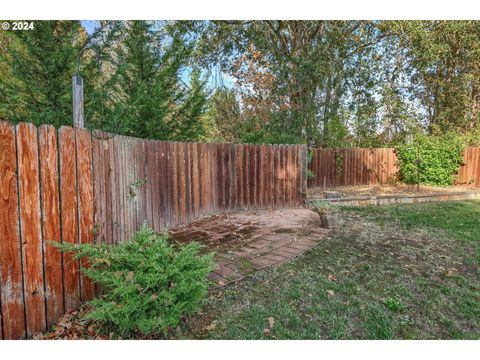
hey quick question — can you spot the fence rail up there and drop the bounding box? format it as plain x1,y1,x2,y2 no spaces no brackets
0,121,307,339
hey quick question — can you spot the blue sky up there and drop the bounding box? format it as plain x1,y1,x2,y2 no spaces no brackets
80,20,234,91
81,20,97,35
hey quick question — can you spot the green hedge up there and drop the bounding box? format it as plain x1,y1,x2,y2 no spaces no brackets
395,133,465,186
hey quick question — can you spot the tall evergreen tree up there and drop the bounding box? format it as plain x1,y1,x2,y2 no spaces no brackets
172,69,209,141
0,21,84,127
101,21,209,141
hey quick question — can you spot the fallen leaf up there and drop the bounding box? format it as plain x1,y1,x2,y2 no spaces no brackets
58,321,72,330
126,271,135,282
54,325,64,332
327,290,335,297
87,324,97,334
32,333,44,340
328,274,337,282
205,321,217,331
444,268,458,277
267,316,275,328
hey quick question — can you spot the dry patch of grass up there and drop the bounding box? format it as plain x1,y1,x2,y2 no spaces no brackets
307,184,477,198
179,201,480,339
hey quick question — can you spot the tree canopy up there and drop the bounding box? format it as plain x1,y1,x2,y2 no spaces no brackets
1,20,479,145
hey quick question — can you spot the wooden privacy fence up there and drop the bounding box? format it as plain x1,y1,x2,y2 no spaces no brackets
0,122,95,340
456,147,480,187
93,132,307,244
308,147,480,188
0,121,307,339
308,148,399,187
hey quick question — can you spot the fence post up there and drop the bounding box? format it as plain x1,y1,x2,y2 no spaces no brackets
72,74,84,128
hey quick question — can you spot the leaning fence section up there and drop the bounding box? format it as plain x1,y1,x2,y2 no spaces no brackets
0,121,307,339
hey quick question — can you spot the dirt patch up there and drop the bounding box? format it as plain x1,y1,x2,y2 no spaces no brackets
169,214,260,254
307,184,477,198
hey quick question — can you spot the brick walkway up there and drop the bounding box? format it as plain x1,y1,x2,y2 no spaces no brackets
171,208,330,286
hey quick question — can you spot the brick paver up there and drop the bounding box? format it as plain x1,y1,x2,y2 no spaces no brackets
204,208,331,286
171,208,330,286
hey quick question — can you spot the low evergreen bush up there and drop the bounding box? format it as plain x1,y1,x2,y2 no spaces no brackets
53,224,215,337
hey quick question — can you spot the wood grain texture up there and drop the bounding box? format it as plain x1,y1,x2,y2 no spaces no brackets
250,145,256,208
92,134,105,244
38,125,64,328
58,126,80,311
159,141,168,229
192,143,200,219
137,141,147,228
267,145,274,208
16,122,46,336
104,137,114,244
198,143,205,216
185,143,192,223
178,143,187,225
0,122,26,339
224,144,231,210
112,135,122,242
75,128,95,302
145,141,155,230
242,144,249,209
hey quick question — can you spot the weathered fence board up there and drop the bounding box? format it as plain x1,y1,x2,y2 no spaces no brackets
38,125,64,328
16,123,46,336
76,128,95,302
0,122,26,339
59,127,81,311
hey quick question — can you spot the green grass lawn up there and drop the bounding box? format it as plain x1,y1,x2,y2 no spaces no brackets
182,201,480,339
